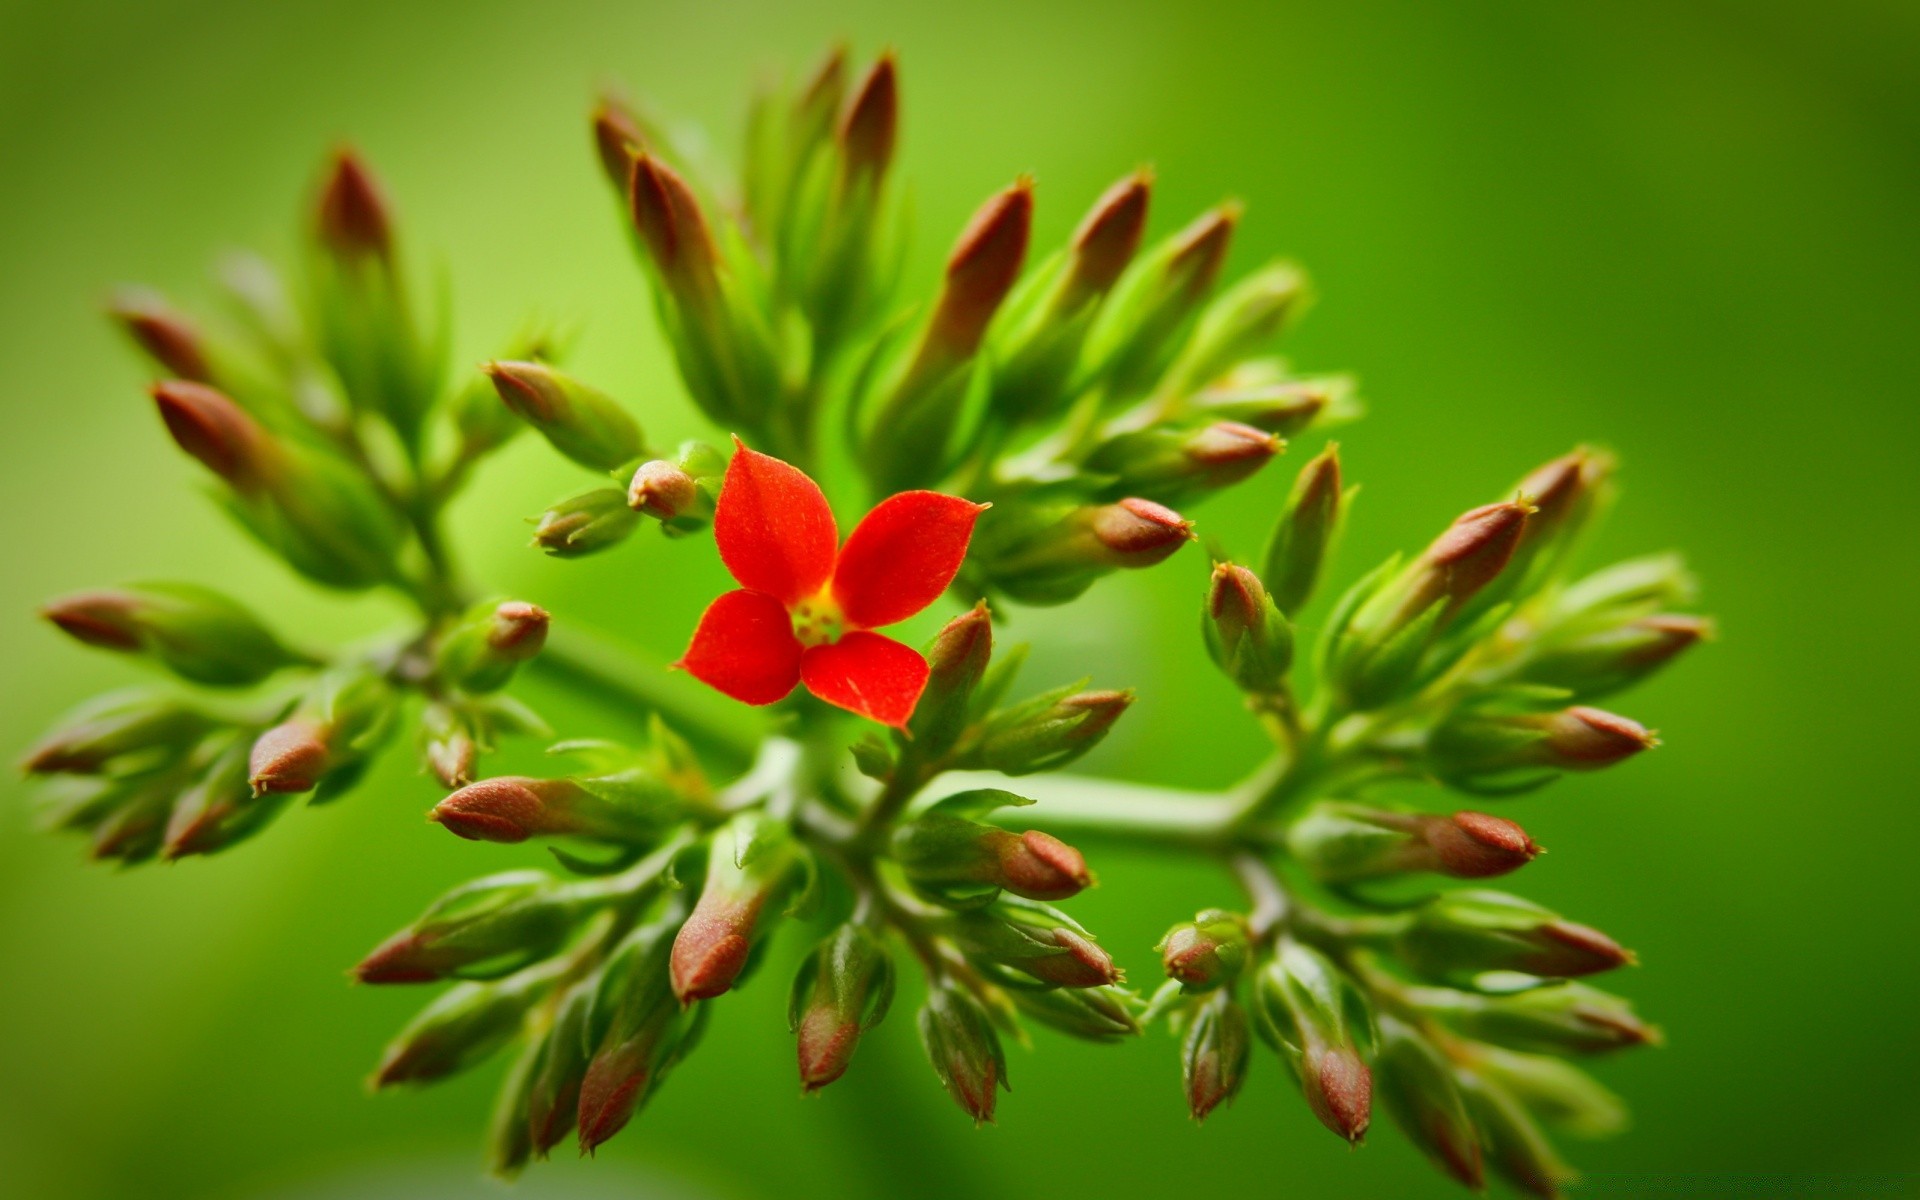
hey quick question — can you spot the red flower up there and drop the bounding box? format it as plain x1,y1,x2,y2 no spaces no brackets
676,441,986,727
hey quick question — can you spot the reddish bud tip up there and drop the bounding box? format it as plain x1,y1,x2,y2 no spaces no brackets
487,602,550,660
107,290,211,381
1308,1046,1373,1143
997,829,1092,900
670,903,758,1004
839,53,899,178
1189,421,1282,470
1067,170,1153,298
41,592,142,651
591,96,646,191
1546,706,1659,766
1167,204,1241,300
1037,927,1123,988
629,154,719,291
483,360,555,423
1535,921,1636,976
1427,811,1541,878
353,932,441,984
247,719,329,797
316,150,393,261
1092,498,1196,565
152,380,269,491
796,1008,862,1093
431,776,548,843
1426,499,1534,603
628,459,699,519
925,179,1034,363
575,1042,648,1155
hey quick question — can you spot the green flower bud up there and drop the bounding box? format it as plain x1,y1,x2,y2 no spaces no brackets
1083,205,1239,398
1191,374,1349,437
790,923,895,1091
162,735,284,860
976,498,1194,605
353,870,582,984
1375,1016,1485,1189
1470,1043,1630,1140
531,488,640,557
1428,704,1658,791
1518,613,1712,703
1547,554,1699,626
670,813,811,1002
486,1031,543,1179
918,982,1008,1125
1182,988,1252,1120
1011,983,1140,1043
1250,941,1375,1143
435,600,550,693
1457,1069,1578,1199
430,771,679,846
1158,908,1251,993
592,93,650,194
578,910,707,1153
1416,980,1660,1056
948,897,1123,989
1204,561,1294,696
1157,260,1311,402
1287,803,1540,884
248,667,397,799
1396,891,1634,983
486,361,644,472
1262,443,1345,614
42,583,310,687
893,791,1093,907
957,687,1133,776
1085,420,1282,503
418,701,479,789
22,691,216,776
908,603,994,756
448,324,571,461
373,967,557,1088
524,980,594,1158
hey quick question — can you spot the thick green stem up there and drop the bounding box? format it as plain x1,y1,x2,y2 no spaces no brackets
926,769,1244,847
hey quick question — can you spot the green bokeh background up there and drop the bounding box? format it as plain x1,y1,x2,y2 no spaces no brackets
3,2,1916,1197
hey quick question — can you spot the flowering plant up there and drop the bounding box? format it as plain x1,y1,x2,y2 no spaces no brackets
23,45,1709,1197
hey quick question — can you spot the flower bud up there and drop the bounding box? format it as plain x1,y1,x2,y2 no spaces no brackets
1457,1070,1577,1199
248,669,396,799
1204,561,1294,696
1062,170,1153,305
315,149,393,262
591,94,648,192
1262,443,1344,614
838,53,898,184
354,870,581,984
1182,988,1252,1121
1086,420,1282,504
532,488,640,557
1159,909,1252,993
1287,803,1540,884
671,813,809,1003
626,459,697,520
42,583,308,687
1159,261,1311,400
1419,980,1660,1055
162,737,283,860
525,980,594,1157
431,774,666,846
487,361,644,472
1375,1016,1485,1189
975,498,1194,604
894,798,1094,906
152,380,272,492
22,692,215,775
1085,204,1240,397
1548,554,1698,625
1396,890,1634,982
1092,498,1194,565
908,603,993,755
247,719,330,795
1470,1043,1629,1140
949,898,1122,988
959,688,1133,776
373,969,551,1088
917,982,1008,1125
434,601,549,693
1428,704,1657,790
1519,613,1711,702
1191,375,1345,437
629,153,722,304
790,924,895,1091
1251,942,1375,1143
1497,447,1615,592
107,288,212,381
1011,984,1140,1043
578,911,706,1153
487,1034,541,1179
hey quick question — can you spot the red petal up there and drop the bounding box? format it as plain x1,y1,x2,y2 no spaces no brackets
714,440,839,606
831,491,986,629
801,633,930,728
675,589,803,705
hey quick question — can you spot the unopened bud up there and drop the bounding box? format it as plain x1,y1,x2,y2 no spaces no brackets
1182,989,1252,1121
1458,1070,1577,1199
1191,376,1340,437
626,459,697,519
950,898,1122,988
1398,890,1634,982
487,361,643,472
1159,909,1252,992
1376,1016,1485,1189
961,688,1133,776
1087,420,1282,503
894,797,1094,905
914,179,1033,376
591,94,648,192
431,774,660,845
1092,498,1195,565
373,972,549,1088
247,718,330,796
671,814,808,1003
977,498,1193,605
532,488,640,557
629,154,721,301
1288,803,1540,883
152,380,272,491
418,702,478,790
1420,979,1660,1056
578,911,704,1153
435,601,550,693
42,583,306,687
316,150,393,262
1204,561,1294,695
790,924,895,1091
354,870,580,984
1085,204,1240,395
1161,261,1311,399
248,669,395,799
917,982,1007,1124
1012,984,1140,1043
1471,1044,1631,1140
838,54,899,183
909,603,993,755
525,981,595,1157
1252,943,1374,1143
108,288,212,381
1262,444,1344,614
22,692,214,775
1429,704,1657,789
1063,170,1152,304
1520,613,1711,702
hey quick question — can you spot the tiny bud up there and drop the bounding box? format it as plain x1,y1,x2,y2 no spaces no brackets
994,829,1093,901
918,179,1033,371
107,288,211,381
525,982,594,1157
372,975,544,1088
152,380,271,491
1425,500,1535,609
532,488,641,557
418,702,478,790
431,776,613,844
247,718,331,796
486,361,643,472
1376,1016,1485,1189
1262,443,1344,614
917,982,1007,1125
1183,989,1252,1121
1432,981,1661,1056
578,912,703,1153
1063,170,1152,302
1092,498,1195,565
791,924,894,1092
1084,420,1281,502
1084,203,1241,395
1204,561,1294,695
315,150,393,262
1520,612,1712,702
961,689,1133,776
670,814,808,1003
908,603,994,754
1251,942,1374,1143
1161,260,1312,398
1397,890,1634,982
1159,909,1252,992
838,53,899,182
893,806,1094,905
949,898,1121,988
1191,377,1338,437
1011,984,1140,1042
1459,1071,1578,1199
591,95,647,192
435,601,550,694
1422,811,1542,878
1538,706,1659,767
629,154,721,300
627,459,697,518
42,583,306,687
353,870,578,984
23,693,214,776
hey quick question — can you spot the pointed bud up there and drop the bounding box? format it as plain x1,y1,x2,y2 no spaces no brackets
353,870,579,984
431,775,657,845
1429,704,1657,788
22,693,214,776
1376,1016,1485,1189
434,600,549,694
316,150,393,262
1093,498,1195,565
486,1034,541,1179
961,688,1133,776
152,380,272,492
1204,562,1294,695
1262,444,1344,613
1161,261,1312,399
532,488,641,557
914,180,1033,376
1458,1071,1578,1199
161,739,275,860
486,361,644,472
1398,890,1634,982
525,981,595,1157
591,95,647,193
949,898,1122,988
1087,420,1282,503
1520,613,1711,702
628,154,721,302
1012,984,1140,1042
247,669,395,799
1085,204,1240,395
917,983,1007,1124
790,924,895,1091
670,814,809,1003
894,802,1094,905
1419,979,1661,1056
1471,1044,1630,1140
373,973,548,1088
578,912,704,1153
418,702,478,790
1063,170,1152,304
107,289,212,381
1251,941,1374,1143
1192,376,1342,437
247,718,331,796
908,603,994,754
1288,803,1540,884
838,54,899,183
1182,989,1252,1121
626,459,698,520
1159,909,1252,992
42,583,307,687
1422,811,1541,878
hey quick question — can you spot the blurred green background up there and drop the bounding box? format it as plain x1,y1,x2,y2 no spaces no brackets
3,1,1917,1197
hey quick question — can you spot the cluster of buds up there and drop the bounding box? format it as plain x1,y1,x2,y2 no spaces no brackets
26,42,1711,1200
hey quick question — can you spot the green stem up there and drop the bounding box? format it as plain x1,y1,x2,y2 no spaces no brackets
529,624,763,765
927,769,1244,847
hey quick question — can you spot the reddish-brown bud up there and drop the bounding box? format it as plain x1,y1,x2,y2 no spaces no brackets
1532,921,1636,976
627,459,699,519
920,180,1033,367
1166,204,1240,303
628,154,720,295
41,591,143,651
108,290,211,381
1425,499,1535,607
486,602,549,660
669,895,759,1005
1540,706,1659,767
152,380,271,491
991,829,1092,901
316,150,393,261
1306,1044,1373,1144
431,776,578,843
1091,497,1195,565
1065,170,1152,300
838,53,898,180
1423,811,1541,878
591,95,647,192
1160,910,1252,991
1187,420,1282,486
247,718,330,797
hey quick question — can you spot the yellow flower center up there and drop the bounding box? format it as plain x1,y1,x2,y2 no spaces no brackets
790,593,847,648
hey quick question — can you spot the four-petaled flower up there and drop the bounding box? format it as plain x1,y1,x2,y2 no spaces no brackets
676,441,986,727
